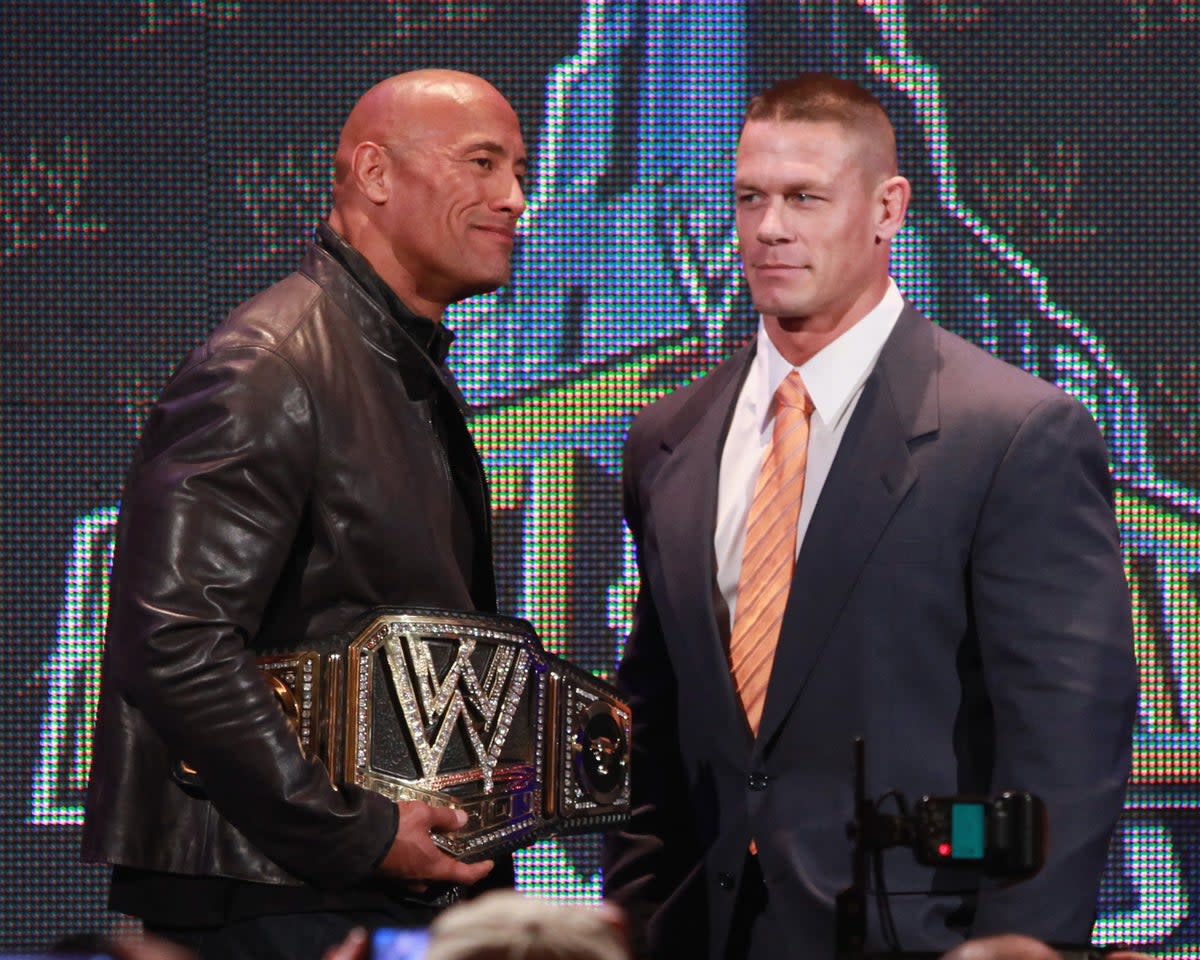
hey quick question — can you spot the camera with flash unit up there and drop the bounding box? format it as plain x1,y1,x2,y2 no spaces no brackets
837,740,1050,960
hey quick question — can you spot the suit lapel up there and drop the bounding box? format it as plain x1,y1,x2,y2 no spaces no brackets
756,304,940,749
646,343,756,759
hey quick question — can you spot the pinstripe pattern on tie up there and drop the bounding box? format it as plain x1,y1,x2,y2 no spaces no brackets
728,370,813,735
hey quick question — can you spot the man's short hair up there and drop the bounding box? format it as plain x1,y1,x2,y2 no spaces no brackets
744,71,897,176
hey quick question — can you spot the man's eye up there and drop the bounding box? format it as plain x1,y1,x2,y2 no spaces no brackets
472,157,494,171
736,193,760,204
789,193,812,203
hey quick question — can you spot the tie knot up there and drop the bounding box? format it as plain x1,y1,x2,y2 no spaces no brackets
775,370,812,415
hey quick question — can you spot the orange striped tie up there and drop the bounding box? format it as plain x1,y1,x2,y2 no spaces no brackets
729,370,813,735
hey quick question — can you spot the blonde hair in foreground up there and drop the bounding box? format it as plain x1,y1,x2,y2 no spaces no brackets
425,890,629,960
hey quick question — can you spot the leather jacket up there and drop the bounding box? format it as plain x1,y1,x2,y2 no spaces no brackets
83,230,496,889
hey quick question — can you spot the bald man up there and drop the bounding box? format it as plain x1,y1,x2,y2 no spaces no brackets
83,71,527,960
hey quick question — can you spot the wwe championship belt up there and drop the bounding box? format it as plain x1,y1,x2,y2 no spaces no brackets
246,608,631,862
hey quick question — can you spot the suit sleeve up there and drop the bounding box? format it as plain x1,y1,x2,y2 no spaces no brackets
106,345,396,889
968,393,1137,941
602,424,702,957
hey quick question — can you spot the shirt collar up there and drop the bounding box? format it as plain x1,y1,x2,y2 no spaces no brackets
751,278,905,430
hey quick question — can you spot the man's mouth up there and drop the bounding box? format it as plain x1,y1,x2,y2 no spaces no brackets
476,224,516,242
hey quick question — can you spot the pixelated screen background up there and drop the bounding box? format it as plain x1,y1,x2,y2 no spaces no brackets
2,0,1198,953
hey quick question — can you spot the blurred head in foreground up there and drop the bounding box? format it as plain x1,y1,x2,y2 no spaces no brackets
425,890,629,960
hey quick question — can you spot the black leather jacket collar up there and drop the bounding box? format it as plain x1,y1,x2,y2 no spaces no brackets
313,222,454,364
308,223,469,415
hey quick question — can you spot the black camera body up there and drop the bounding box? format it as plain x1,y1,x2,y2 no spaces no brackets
911,791,1045,879
837,740,1053,959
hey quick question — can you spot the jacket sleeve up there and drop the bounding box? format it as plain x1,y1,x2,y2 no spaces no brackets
105,344,396,889
968,393,1137,941
602,422,703,957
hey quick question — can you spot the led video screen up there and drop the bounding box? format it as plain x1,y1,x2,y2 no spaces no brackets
2,1,1197,953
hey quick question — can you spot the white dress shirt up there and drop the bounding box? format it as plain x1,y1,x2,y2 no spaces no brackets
714,280,905,638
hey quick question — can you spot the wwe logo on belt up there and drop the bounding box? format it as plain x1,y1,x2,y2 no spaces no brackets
383,632,529,792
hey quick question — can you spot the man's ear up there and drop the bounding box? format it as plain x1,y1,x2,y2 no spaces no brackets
876,174,911,242
351,141,391,205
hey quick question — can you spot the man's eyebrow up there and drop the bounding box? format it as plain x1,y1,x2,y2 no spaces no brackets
732,176,826,192
463,139,528,168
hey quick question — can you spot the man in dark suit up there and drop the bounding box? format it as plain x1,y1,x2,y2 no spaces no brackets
602,73,1136,960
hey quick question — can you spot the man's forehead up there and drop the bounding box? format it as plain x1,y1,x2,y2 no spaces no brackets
442,121,527,162
735,119,862,174
738,116,894,180
387,127,521,171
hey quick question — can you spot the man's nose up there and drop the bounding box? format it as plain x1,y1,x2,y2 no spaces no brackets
756,201,790,244
497,173,526,218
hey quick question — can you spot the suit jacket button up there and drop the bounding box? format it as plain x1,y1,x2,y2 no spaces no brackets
718,871,735,891
748,772,769,791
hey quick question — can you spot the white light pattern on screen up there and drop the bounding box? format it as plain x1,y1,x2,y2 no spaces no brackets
24,1,1200,952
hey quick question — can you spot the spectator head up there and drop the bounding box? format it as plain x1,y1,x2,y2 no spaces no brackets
424,890,629,960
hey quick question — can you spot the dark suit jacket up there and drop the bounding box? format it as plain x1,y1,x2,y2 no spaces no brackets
602,303,1137,959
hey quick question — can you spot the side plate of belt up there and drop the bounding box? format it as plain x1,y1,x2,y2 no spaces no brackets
239,607,628,862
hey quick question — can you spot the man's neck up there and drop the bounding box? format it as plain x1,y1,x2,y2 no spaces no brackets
325,208,447,322
315,221,455,365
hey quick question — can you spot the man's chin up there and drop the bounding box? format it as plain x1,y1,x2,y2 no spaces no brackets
453,272,511,303
751,294,812,319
